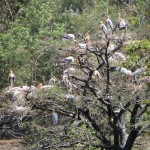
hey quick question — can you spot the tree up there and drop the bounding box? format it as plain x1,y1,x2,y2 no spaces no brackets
0,0,149,150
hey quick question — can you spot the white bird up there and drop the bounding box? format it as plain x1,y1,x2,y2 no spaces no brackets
117,18,128,30
9,71,15,87
62,34,75,41
60,56,74,63
21,86,30,92
108,43,115,52
37,83,52,89
106,16,113,32
52,112,58,126
74,40,87,49
100,21,108,38
63,68,76,77
12,90,21,101
110,66,147,82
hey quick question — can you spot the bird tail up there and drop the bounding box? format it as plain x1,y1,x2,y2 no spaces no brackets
110,67,118,72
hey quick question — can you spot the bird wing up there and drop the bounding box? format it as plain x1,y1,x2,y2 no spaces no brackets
52,112,58,125
64,57,73,62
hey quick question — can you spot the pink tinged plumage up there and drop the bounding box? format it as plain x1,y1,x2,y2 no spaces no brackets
118,19,127,29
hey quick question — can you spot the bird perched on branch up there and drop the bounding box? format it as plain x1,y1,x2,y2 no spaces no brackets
62,34,75,41
8,70,15,87
110,66,147,82
118,18,128,30
74,40,87,49
113,18,128,33
100,21,108,38
92,68,103,80
60,56,79,65
106,16,113,32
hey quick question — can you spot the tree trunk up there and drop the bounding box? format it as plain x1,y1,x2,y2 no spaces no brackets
123,129,138,150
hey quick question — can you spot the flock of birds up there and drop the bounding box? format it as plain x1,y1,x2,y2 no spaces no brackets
4,15,149,126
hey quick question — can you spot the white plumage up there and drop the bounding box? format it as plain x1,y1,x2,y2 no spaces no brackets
74,40,87,49
110,66,147,76
100,21,108,37
118,19,128,30
12,90,21,101
52,112,58,125
106,17,113,31
62,34,75,41
60,56,75,64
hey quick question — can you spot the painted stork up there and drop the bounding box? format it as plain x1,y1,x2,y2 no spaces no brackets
100,21,108,38
110,66,147,82
37,83,52,89
74,40,87,49
118,18,128,30
106,16,113,32
60,56,79,65
9,71,15,87
62,34,75,41
60,56,75,64
92,68,103,80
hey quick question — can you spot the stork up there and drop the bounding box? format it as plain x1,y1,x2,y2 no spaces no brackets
9,70,15,87
37,83,52,89
92,68,103,80
110,66,147,82
100,21,108,38
106,16,113,32
118,18,128,30
74,40,87,50
60,56,79,66
62,34,75,41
